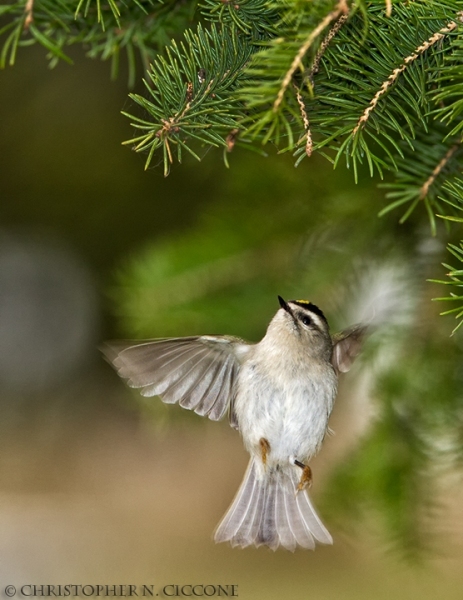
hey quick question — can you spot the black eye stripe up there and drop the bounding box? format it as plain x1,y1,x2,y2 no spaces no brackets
290,300,327,324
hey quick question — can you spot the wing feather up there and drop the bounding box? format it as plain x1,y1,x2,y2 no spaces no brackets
193,354,233,417
178,354,222,411
331,324,368,375
102,336,249,423
137,346,211,399
160,347,216,404
209,355,237,421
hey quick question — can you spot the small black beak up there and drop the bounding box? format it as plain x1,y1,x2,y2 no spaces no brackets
278,295,293,315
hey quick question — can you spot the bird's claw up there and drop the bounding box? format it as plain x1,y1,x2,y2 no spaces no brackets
259,438,271,467
293,459,313,493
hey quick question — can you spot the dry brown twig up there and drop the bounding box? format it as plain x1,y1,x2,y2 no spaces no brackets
293,84,312,157
385,0,392,18
309,13,348,83
24,0,34,28
226,129,240,152
419,143,460,200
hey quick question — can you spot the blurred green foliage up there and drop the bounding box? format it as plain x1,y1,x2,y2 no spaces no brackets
111,148,401,340
1,0,463,562
109,145,463,558
324,333,463,558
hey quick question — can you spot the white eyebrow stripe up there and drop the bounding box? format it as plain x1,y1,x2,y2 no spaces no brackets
308,312,323,329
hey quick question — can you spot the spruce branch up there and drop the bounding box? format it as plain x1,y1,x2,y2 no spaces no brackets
432,36,463,138
308,12,348,84
122,23,252,175
429,178,463,334
431,240,463,335
439,176,463,217
238,0,356,149
200,0,280,36
0,0,197,83
293,1,462,181
74,0,122,29
419,142,460,201
273,0,349,113
379,127,463,234
4,0,463,341
352,12,463,137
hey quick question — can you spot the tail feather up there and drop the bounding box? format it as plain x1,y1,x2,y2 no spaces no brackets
218,459,256,543
275,482,296,552
292,488,318,549
256,477,278,550
236,475,265,547
214,458,333,551
296,484,333,544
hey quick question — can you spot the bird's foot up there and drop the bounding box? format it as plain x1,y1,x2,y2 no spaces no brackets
259,438,271,467
292,458,313,493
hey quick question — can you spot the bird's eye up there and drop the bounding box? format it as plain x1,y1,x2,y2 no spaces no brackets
301,316,311,327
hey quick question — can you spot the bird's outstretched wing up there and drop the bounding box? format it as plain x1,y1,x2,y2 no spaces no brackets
102,336,250,424
331,324,368,374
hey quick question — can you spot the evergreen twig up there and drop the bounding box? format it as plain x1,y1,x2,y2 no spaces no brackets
352,12,463,136
308,12,348,84
273,0,349,113
24,0,34,29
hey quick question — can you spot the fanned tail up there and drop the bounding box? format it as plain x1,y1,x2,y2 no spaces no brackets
214,458,333,551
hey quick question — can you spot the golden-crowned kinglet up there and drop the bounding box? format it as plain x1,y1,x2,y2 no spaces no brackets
103,296,366,551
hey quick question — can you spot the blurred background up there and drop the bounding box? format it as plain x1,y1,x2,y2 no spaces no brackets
1,43,463,599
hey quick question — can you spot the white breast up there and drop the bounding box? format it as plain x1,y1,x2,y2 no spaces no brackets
234,346,337,466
